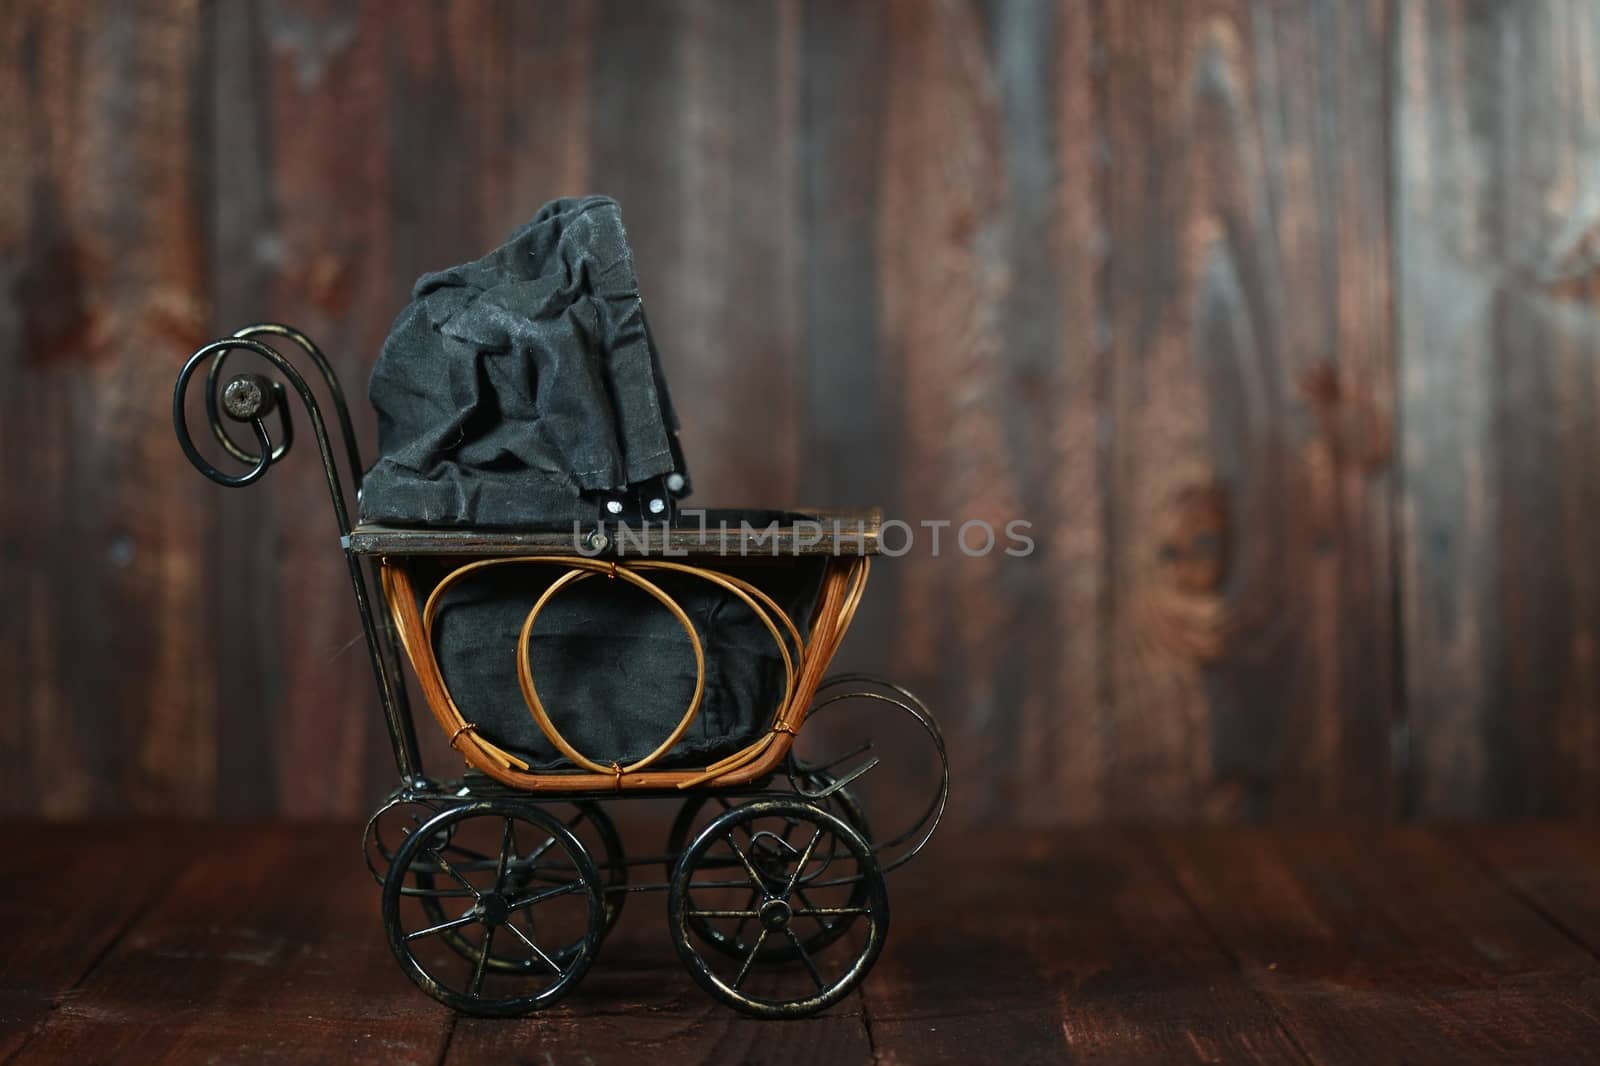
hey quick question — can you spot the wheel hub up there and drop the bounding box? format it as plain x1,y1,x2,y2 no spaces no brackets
477,893,511,927
758,897,792,931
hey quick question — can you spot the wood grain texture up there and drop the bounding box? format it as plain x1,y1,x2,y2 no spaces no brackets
0,0,216,816
1396,0,1600,818
5,825,452,1065
205,0,409,816
1444,823,1600,957
1151,825,1600,1062
1099,0,1395,819
874,0,1023,823
1,0,1597,820
861,828,1306,1064
0,826,187,1061
8,822,1600,1064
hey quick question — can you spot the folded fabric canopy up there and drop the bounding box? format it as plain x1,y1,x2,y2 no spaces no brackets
361,195,689,529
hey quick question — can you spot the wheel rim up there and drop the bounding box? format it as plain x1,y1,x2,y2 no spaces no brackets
383,802,604,1016
668,798,889,1018
364,795,445,885
667,784,872,962
417,801,627,973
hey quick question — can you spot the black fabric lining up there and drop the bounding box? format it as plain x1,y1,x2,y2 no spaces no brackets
420,556,827,771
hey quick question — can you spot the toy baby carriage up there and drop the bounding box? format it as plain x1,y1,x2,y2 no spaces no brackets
171,199,946,1019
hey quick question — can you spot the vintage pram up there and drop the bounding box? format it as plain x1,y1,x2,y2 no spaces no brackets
172,322,947,1019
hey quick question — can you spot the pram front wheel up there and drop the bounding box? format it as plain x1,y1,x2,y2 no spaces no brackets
383,801,605,1017
667,798,889,1018
666,779,872,963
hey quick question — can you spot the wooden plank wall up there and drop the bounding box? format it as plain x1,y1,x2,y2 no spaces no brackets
1,0,1596,821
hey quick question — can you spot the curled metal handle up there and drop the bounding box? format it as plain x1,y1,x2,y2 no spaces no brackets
173,323,423,782
174,339,297,487
172,324,363,533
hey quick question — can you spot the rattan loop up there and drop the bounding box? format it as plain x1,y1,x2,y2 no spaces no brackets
516,565,707,776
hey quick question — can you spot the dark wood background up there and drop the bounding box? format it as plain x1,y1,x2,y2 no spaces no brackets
3,0,1597,822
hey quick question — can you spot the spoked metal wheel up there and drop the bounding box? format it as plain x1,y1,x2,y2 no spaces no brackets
668,798,888,1018
666,783,872,962
416,801,626,974
383,801,604,1016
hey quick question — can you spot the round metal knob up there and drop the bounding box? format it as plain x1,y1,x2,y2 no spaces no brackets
221,374,277,422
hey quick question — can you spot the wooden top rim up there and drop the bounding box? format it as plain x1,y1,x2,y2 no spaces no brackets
346,508,883,558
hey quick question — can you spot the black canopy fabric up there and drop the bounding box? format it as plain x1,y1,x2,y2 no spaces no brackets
360,196,688,529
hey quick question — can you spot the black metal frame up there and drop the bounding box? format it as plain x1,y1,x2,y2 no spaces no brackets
174,324,948,1019
176,324,426,784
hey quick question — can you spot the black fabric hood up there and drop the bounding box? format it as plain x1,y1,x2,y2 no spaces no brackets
360,196,689,529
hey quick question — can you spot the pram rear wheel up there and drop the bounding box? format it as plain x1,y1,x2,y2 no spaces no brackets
416,800,626,974
383,801,605,1017
667,798,888,1018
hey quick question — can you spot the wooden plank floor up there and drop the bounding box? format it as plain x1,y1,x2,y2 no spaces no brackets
2,824,1597,1065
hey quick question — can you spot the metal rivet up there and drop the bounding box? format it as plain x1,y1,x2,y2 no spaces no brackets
605,499,624,515
221,375,271,421
648,497,666,514
666,472,685,493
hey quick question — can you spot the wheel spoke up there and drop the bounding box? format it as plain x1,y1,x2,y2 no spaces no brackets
730,887,760,946
404,912,479,942
710,798,766,851
469,926,493,997
437,843,495,864
791,906,871,917
397,885,477,899
495,817,515,891
686,907,763,919
427,847,483,901
501,916,564,975
806,873,874,891
521,902,539,944
794,885,837,931
781,828,824,899
506,880,583,912
685,877,772,891
523,810,587,866
523,833,559,865
724,833,768,895
784,926,826,990
733,927,769,990
794,883,822,915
